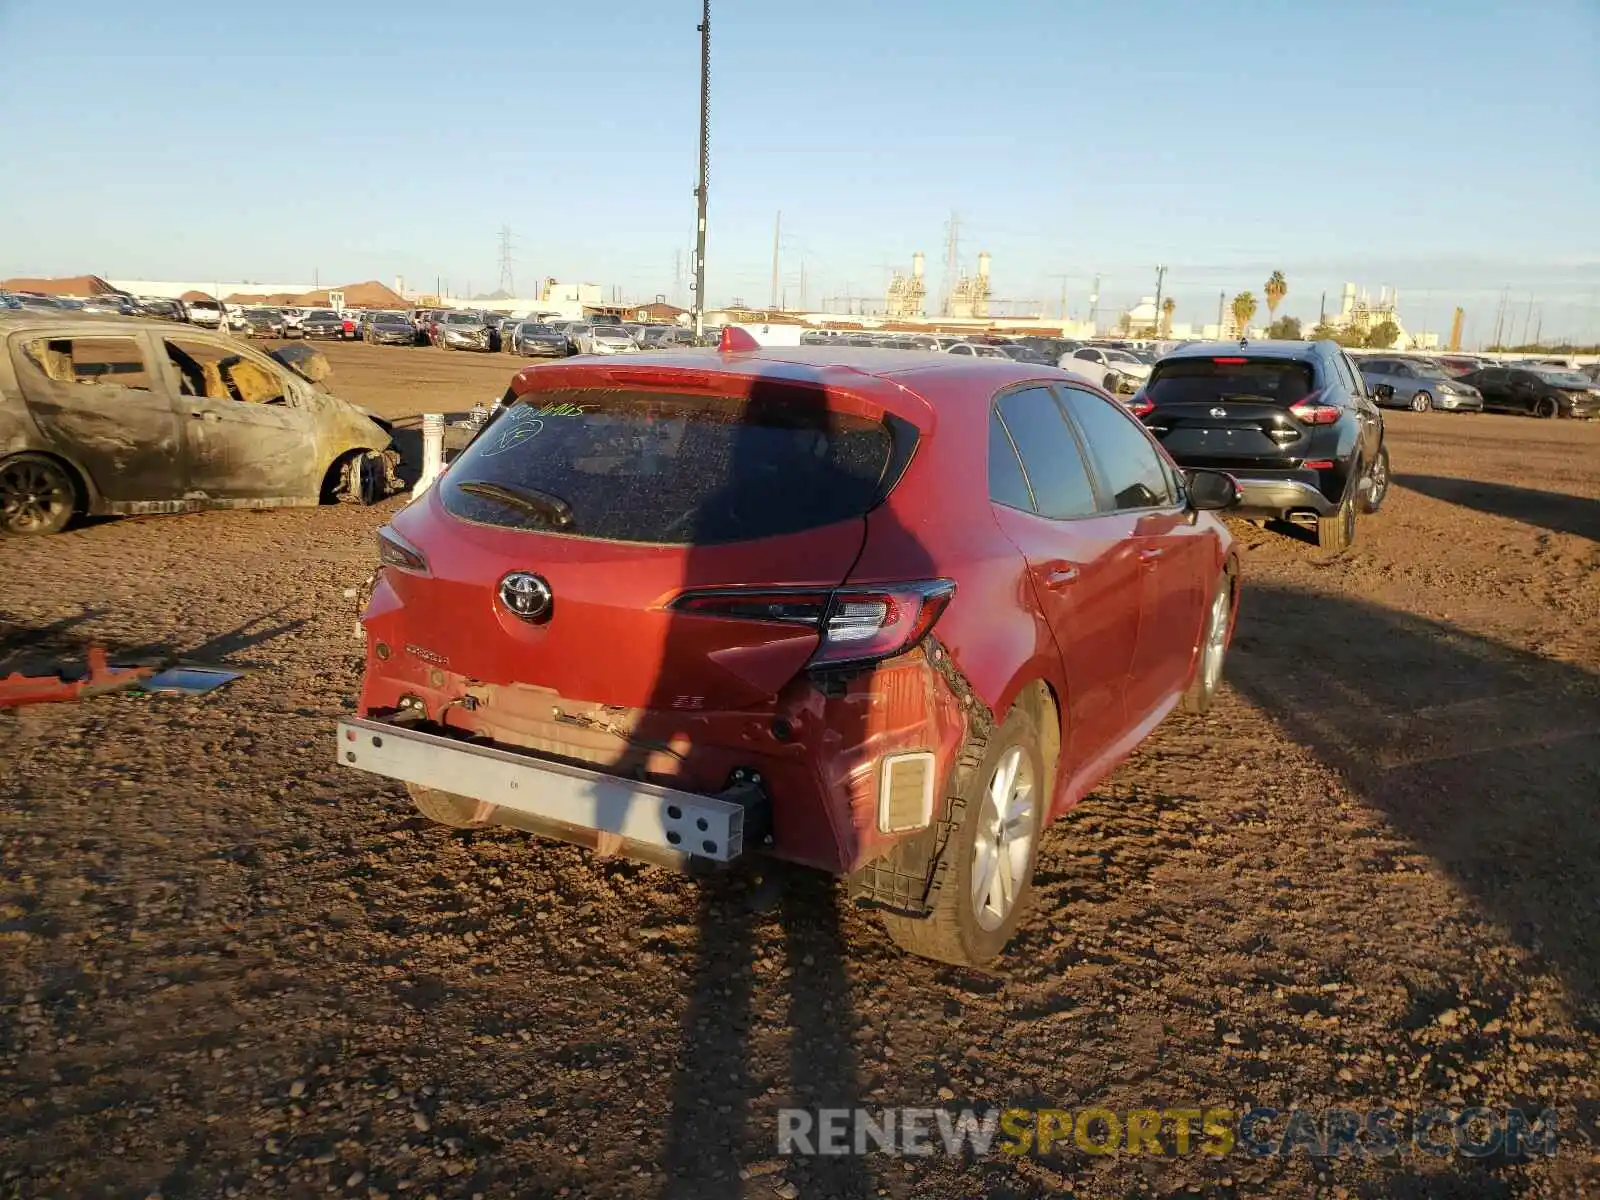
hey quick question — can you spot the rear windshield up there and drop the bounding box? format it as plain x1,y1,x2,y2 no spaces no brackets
1146,357,1317,405
440,388,896,545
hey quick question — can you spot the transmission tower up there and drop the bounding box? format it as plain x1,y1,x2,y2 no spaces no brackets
940,211,961,317
497,225,515,296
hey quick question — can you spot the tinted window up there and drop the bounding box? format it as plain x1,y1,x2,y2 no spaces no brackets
949,344,972,355
1059,386,1175,511
441,388,896,545
987,409,1033,511
994,387,1097,519
1146,356,1315,406
1072,348,1101,362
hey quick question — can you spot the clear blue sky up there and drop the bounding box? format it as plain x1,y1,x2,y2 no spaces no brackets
1,0,1596,342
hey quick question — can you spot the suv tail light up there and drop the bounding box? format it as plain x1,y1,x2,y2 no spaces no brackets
1126,392,1155,417
673,580,956,669
1288,396,1341,425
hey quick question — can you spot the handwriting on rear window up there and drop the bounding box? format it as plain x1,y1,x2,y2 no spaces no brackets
479,402,593,457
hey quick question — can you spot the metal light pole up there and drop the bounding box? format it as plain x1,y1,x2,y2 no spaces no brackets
691,0,711,342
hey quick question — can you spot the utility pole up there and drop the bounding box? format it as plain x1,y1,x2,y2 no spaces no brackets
770,210,781,309
1089,274,1101,332
1152,264,1167,337
673,248,682,307
799,259,807,311
1216,289,1226,337
690,0,711,341
1319,290,1327,326
1533,307,1542,346
1520,294,1534,346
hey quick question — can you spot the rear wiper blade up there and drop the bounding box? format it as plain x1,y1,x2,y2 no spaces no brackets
457,480,574,527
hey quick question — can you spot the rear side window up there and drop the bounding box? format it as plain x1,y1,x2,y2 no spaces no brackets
987,410,1033,511
22,336,153,390
441,388,898,545
994,387,1097,519
1146,356,1316,406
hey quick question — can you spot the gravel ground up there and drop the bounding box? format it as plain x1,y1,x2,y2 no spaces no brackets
2,342,1598,1199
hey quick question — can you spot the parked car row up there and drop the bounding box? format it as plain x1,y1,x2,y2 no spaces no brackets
1355,354,1598,418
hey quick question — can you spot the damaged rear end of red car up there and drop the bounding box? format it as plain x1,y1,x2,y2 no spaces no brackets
341,354,976,901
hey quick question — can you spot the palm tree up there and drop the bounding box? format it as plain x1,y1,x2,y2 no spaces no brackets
1160,297,1176,337
1265,271,1287,328
1230,291,1258,337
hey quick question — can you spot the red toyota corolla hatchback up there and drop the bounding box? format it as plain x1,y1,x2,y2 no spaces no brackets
338,341,1241,966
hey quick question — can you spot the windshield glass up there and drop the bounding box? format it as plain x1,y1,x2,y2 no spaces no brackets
519,323,556,333
446,312,481,325
309,310,338,319
1105,350,1141,365
1534,369,1590,386
1147,356,1317,405
441,388,896,545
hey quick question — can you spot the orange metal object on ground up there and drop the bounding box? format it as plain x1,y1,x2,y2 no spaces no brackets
0,645,153,708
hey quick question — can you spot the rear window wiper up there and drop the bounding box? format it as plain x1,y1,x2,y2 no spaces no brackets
456,480,575,528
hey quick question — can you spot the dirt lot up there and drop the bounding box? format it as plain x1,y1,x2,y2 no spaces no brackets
2,341,1598,1199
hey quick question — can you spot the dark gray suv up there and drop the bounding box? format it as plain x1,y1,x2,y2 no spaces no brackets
1128,339,1390,552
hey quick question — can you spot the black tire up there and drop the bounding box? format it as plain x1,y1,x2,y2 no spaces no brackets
0,453,79,536
1361,443,1391,514
1411,391,1432,413
407,783,484,828
1535,396,1558,419
1317,485,1356,553
1180,569,1235,715
879,700,1047,967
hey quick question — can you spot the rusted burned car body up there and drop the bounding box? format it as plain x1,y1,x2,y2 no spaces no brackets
0,313,401,530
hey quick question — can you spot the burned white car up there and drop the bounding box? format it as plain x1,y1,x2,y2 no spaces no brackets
0,313,402,535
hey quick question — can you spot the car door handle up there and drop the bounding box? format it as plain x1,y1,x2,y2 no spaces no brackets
191,410,220,422
1044,565,1079,587
1138,547,1164,563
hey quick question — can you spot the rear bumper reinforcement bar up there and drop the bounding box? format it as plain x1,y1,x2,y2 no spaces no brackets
336,717,752,862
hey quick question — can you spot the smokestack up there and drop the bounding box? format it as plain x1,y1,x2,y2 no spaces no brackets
1341,283,1356,318
912,251,925,280
977,251,991,280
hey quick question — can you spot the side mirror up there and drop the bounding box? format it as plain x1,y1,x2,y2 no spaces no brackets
1185,468,1241,511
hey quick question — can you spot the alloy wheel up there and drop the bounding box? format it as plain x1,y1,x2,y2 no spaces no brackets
970,746,1037,931
0,458,72,534
1411,392,1431,412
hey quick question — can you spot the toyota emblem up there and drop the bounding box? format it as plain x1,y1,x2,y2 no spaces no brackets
1209,406,1228,418
499,572,553,623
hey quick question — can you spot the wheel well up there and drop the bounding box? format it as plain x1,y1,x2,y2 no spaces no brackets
319,450,363,503
0,450,92,514
1018,679,1062,785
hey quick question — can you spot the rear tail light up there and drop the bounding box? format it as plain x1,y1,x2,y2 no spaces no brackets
1288,397,1341,425
673,580,956,668
1127,393,1154,417
1303,459,1335,470
377,527,428,573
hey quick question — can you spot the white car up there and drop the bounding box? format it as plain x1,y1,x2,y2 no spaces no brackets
943,342,1010,359
185,298,225,329
571,324,641,356
1057,346,1153,392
